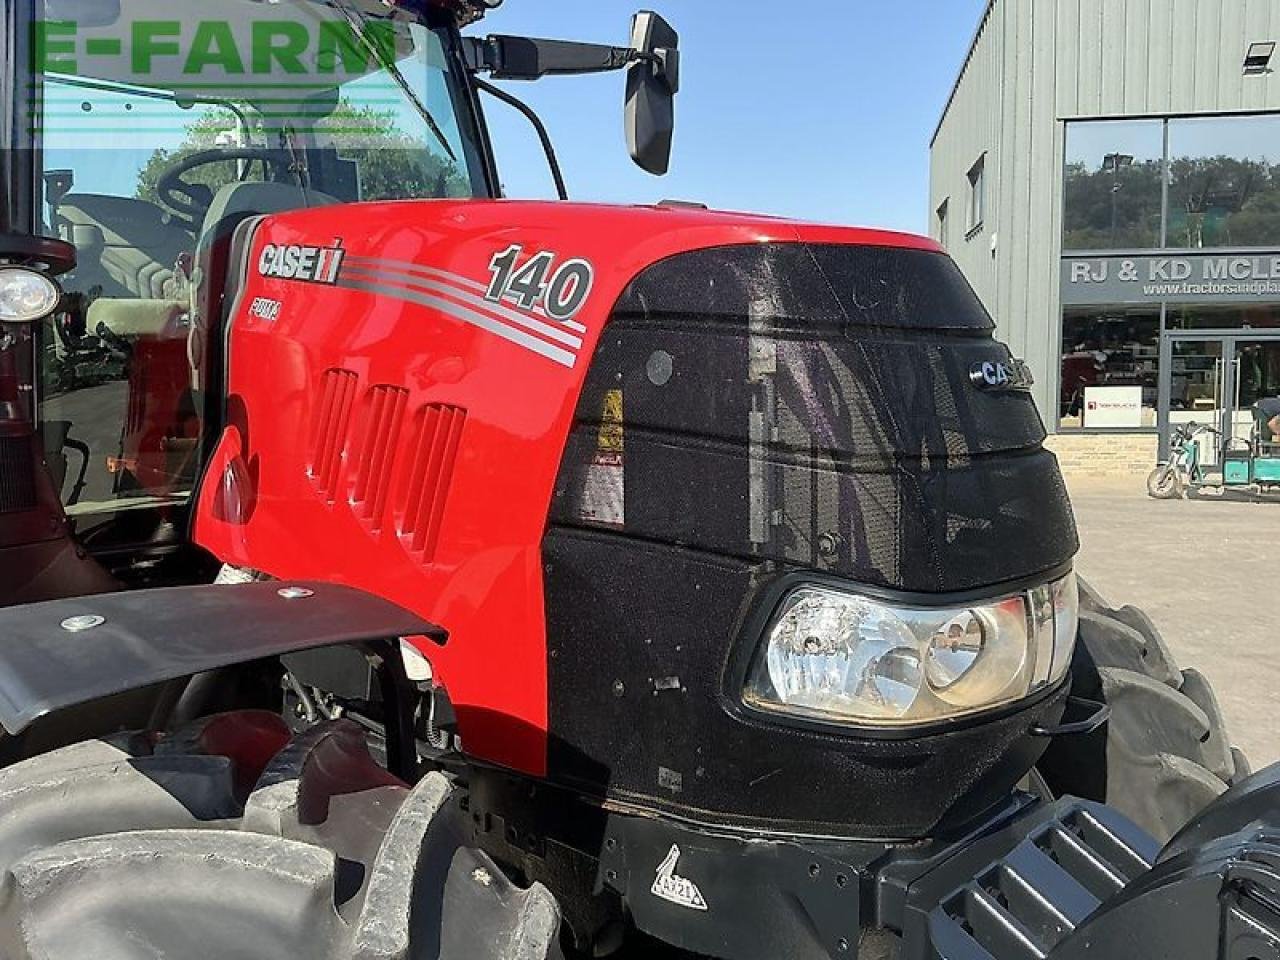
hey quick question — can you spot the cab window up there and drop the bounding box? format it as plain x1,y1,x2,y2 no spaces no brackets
30,1,487,542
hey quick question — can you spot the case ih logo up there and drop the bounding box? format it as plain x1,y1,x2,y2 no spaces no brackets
969,359,1035,393
258,243,346,285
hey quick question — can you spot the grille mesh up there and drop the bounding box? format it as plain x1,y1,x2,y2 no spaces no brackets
552,242,1075,594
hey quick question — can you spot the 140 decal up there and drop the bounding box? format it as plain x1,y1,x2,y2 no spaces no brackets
485,246,594,322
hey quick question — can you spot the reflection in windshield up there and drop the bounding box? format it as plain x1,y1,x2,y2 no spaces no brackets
31,0,487,531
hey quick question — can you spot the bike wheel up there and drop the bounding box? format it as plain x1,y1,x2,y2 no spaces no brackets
1146,464,1183,499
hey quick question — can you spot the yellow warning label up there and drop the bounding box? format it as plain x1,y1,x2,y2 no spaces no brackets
598,389,624,454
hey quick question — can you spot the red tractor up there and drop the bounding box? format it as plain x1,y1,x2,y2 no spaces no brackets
0,2,1268,958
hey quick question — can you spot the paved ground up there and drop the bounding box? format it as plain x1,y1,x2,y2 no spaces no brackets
1069,477,1280,766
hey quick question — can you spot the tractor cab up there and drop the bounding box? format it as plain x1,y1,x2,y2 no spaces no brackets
3,0,675,596
23,0,494,580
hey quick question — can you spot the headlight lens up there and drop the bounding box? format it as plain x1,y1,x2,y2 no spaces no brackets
0,268,60,323
744,572,1078,727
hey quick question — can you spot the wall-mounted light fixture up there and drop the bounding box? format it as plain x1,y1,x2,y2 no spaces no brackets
1244,42,1276,76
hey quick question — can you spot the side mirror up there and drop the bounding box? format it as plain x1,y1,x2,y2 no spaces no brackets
625,12,680,176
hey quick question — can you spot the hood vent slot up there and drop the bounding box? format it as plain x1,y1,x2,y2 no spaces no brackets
399,404,466,560
353,385,410,530
310,368,359,500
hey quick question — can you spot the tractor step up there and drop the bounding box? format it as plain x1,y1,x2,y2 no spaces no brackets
895,767,1280,960
908,801,1158,960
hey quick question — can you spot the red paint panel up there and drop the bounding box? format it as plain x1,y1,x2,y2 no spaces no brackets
194,199,937,775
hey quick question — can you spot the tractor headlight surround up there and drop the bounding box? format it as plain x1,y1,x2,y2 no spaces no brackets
0,268,61,323
742,572,1078,728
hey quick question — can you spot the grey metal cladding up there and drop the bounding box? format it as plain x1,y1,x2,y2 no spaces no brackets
930,0,1280,425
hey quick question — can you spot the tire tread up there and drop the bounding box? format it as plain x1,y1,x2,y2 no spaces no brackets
1042,584,1243,843
0,713,563,960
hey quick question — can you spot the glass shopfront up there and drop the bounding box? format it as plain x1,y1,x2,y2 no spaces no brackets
1160,335,1280,466
1166,303,1280,331
1060,113,1280,448
1167,116,1280,250
1059,306,1159,428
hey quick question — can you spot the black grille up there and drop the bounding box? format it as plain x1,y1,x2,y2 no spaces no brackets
0,437,37,514
553,242,1075,594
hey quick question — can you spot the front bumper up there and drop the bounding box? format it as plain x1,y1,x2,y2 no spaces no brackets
599,763,1280,960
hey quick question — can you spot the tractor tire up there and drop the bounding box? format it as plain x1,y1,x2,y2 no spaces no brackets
0,711,563,960
1146,464,1183,499
1036,578,1249,843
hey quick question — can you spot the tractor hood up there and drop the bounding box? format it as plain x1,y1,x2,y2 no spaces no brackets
194,199,1076,831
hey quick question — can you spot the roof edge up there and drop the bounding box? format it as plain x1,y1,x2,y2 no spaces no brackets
930,0,997,148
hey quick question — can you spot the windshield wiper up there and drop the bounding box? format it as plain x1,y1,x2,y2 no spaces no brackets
328,0,458,163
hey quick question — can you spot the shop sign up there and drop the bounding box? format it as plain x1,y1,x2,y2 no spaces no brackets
1062,253,1280,304
1082,386,1143,428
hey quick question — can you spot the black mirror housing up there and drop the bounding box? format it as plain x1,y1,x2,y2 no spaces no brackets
625,11,680,176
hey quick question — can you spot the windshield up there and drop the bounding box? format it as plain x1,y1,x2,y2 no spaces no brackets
35,0,488,212
26,0,489,542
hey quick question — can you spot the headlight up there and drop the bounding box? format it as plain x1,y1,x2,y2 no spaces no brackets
743,572,1078,728
0,268,61,323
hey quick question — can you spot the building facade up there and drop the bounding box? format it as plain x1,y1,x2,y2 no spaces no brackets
931,0,1280,469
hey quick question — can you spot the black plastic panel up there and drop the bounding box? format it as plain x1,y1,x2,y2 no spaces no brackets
0,580,441,734
543,530,1068,838
887,796,1159,960
0,437,36,514
613,243,995,331
554,243,1076,595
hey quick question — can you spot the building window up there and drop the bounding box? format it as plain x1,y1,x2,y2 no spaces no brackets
1060,306,1159,429
1167,115,1280,249
1166,303,1280,331
967,156,985,232
1065,114,1280,252
1063,120,1164,251
936,198,949,246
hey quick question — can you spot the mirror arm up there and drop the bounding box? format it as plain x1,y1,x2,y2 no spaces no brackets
463,35,675,85
473,78,569,202
650,47,680,95
463,36,635,79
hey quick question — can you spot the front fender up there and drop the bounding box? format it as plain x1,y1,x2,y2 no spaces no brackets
0,581,442,736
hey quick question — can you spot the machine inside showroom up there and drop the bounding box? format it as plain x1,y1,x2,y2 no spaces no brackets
0,1,1276,958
